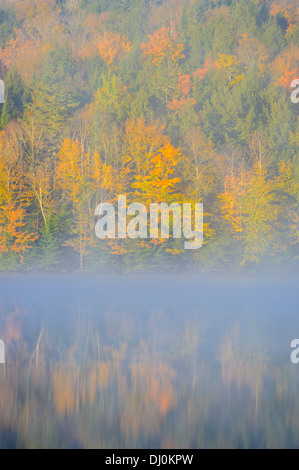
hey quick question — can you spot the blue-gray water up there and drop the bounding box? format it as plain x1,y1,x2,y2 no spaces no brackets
0,274,298,449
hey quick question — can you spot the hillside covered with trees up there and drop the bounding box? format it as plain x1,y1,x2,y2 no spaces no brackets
0,0,298,272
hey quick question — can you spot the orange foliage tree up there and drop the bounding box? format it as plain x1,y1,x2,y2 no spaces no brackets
0,127,37,265
193,57,213,81
0,204,38,263
142,26,184,66
123,117,167,175
271,46,299,88
0,35,51,84
96,32,131,69
270,4,299,38
167,74,195,112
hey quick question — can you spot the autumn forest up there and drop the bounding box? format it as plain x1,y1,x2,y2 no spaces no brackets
0,0,298,272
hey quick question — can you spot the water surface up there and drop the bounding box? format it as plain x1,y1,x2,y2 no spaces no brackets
0,274,298,449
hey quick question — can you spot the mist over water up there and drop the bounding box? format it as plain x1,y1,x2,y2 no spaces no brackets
0,274,298,449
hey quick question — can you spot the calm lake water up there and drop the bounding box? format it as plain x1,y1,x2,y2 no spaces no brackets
0,274,298,449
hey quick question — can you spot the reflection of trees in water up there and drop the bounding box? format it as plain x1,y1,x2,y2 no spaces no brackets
50,344,178,447
1,303,27,363
0,303,298,449
120,363,177,441
220,323,267,417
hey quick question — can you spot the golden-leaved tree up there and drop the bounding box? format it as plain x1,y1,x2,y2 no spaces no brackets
220,162,299,265
0,128,37,266
56,139,116,270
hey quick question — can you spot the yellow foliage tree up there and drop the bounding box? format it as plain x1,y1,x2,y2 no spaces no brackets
215,53,244,85
56,139,116,270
